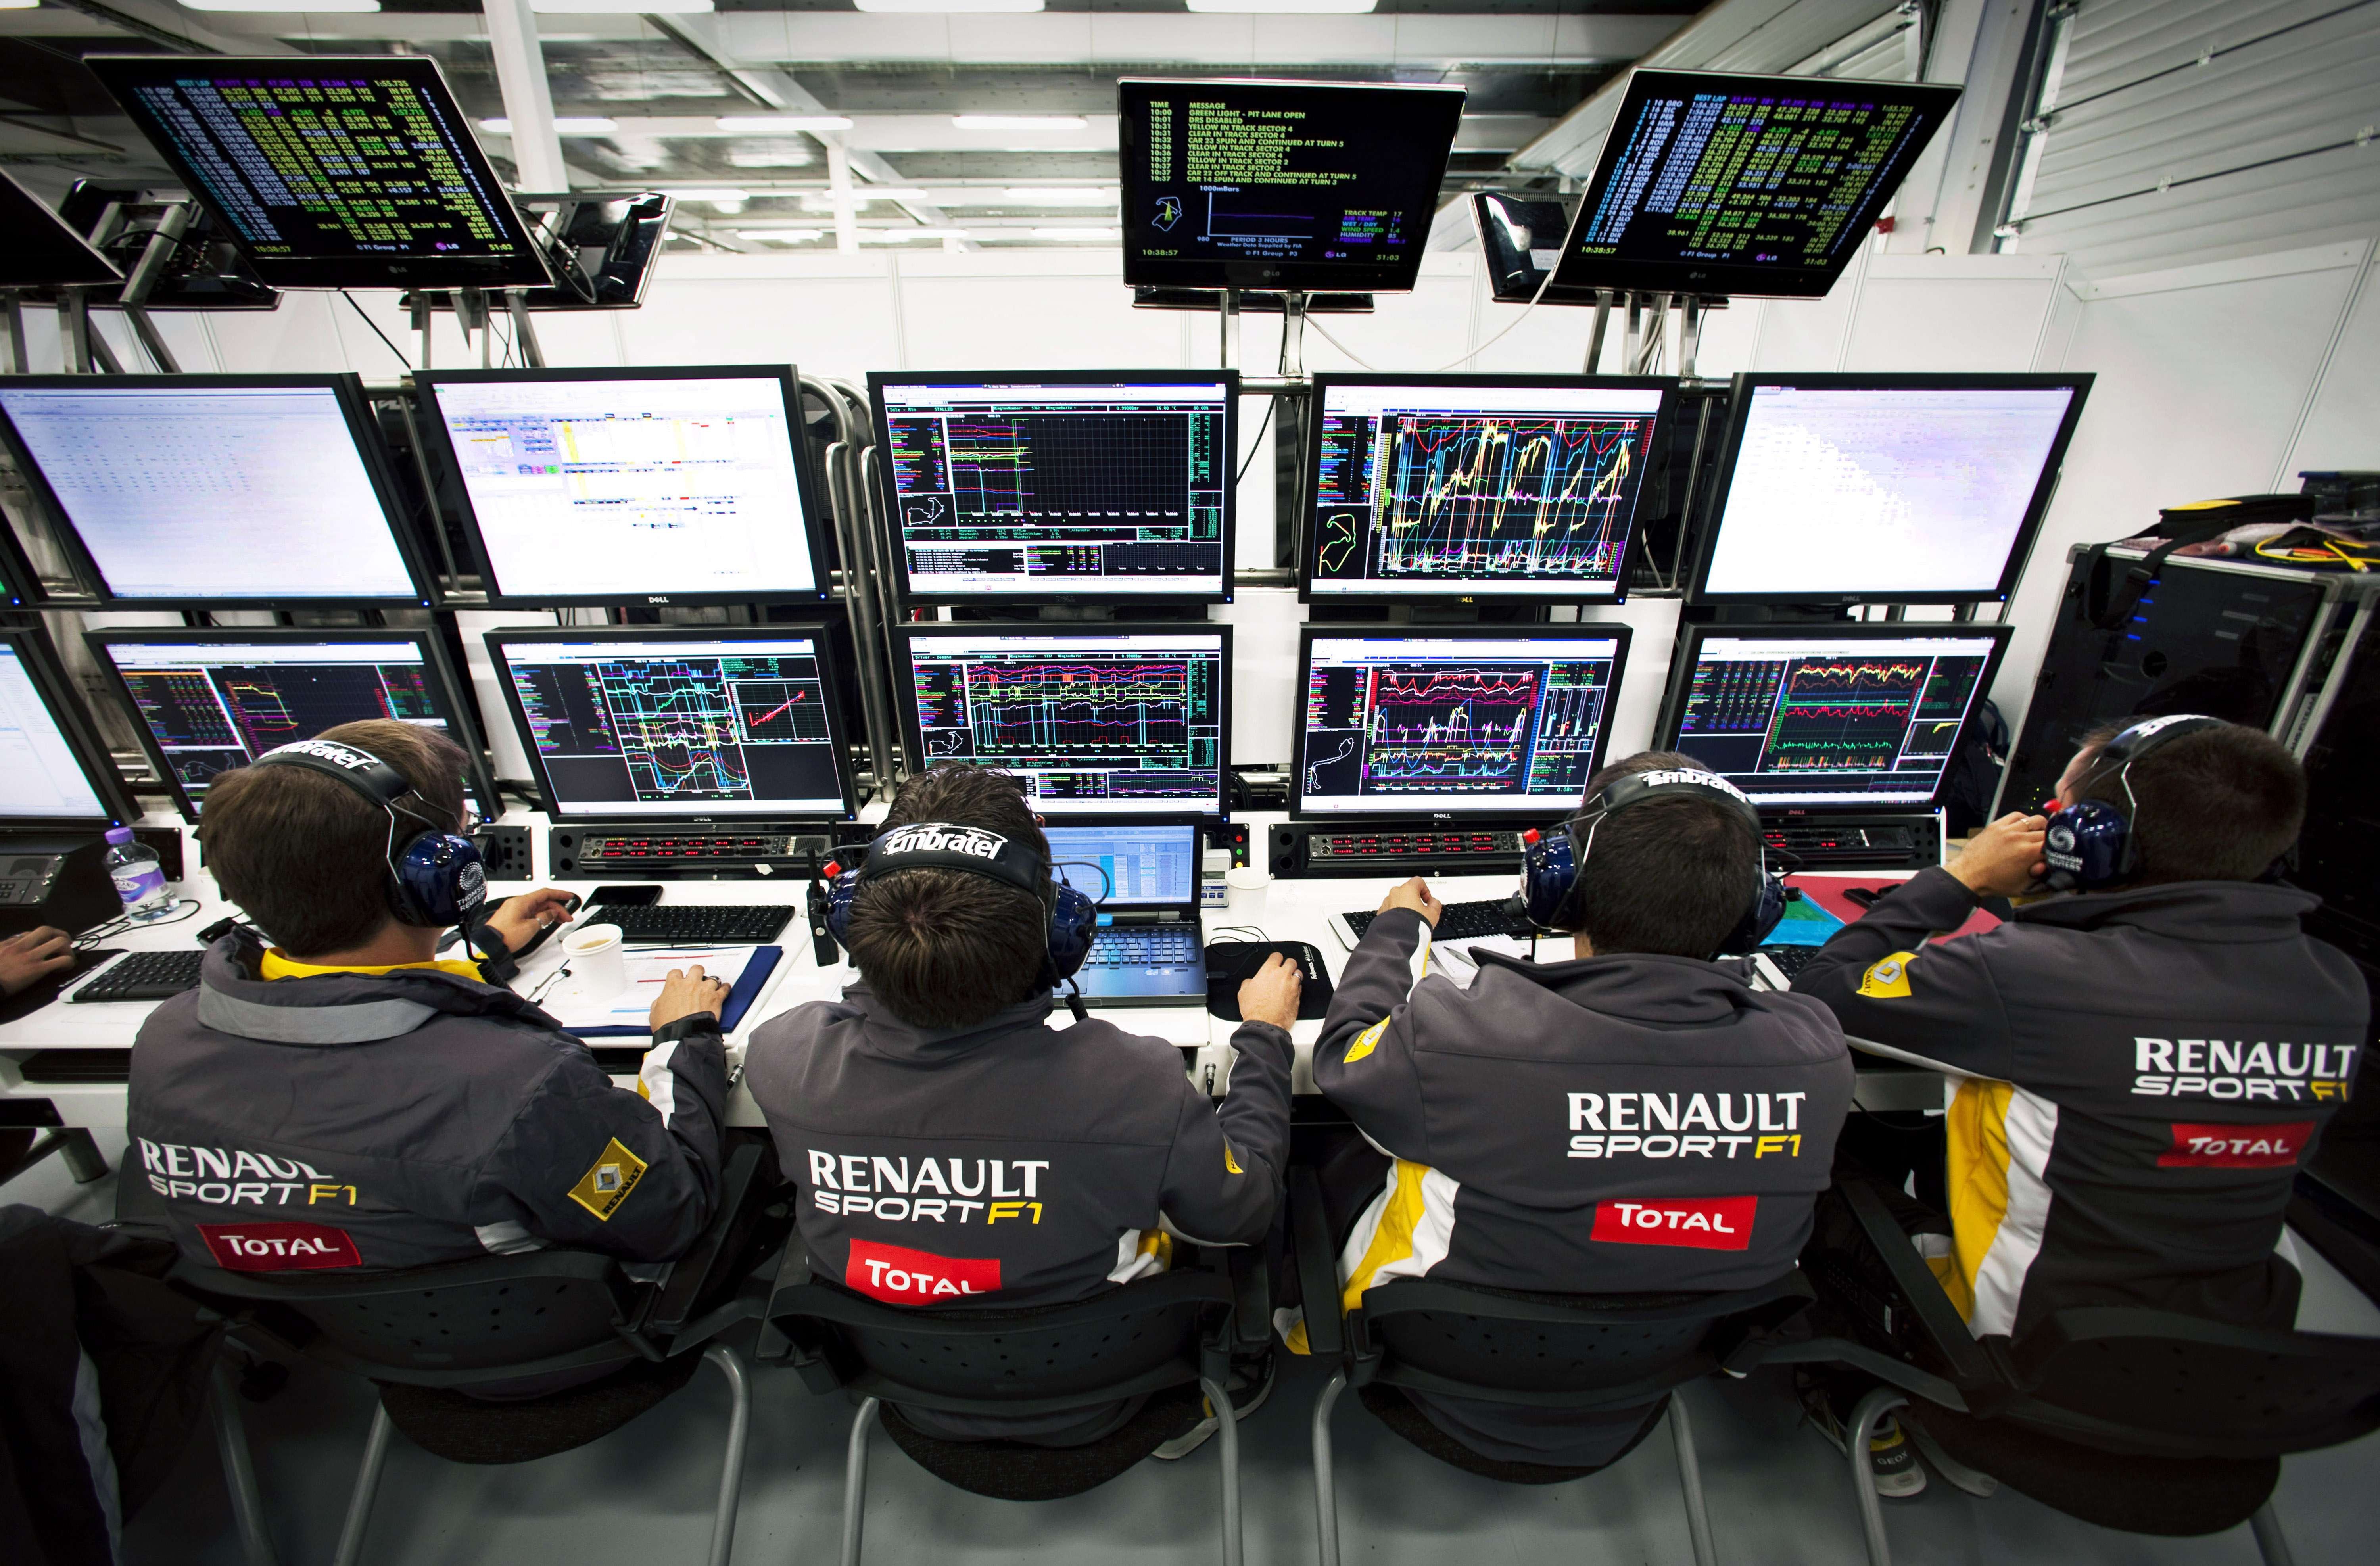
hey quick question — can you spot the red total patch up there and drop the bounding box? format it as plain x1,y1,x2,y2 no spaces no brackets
1590,1196,1758,1251
2159,1121,2315,1169
845,1238,1002,1303
198,1221,361,1271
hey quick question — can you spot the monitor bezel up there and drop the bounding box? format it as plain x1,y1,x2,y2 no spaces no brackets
480,625,859,823
414,364,835,609
1549,69,1963,301
83,626,504,826
0,372,437,609
0,624,140,831
1290,620,1637,823
868,369,1241,608
1117,76,1468,295
890,621,1234,820
1296,372,1681,606
1686,372,2093,608
1652,620,2016,813
84,54,554,292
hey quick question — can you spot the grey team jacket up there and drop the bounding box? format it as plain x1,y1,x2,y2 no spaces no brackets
127,931,727,1274
742,983,1293,1309
1793,867,2368,1338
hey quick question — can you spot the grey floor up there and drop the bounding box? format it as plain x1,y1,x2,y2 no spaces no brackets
21,1134,2380,1565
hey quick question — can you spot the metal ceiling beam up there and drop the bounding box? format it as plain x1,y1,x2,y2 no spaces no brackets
28,0,292,55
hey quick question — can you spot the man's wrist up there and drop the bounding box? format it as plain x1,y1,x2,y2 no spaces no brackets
651,1011,722,1044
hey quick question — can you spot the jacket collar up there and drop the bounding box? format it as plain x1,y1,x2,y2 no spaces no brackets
2013,878,2320,942
1472,947,1760,1026
194,929,559,1046
839,982,1057,1062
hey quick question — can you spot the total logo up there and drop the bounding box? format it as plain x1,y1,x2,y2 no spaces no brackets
1589,1196,1758,1251
2158,1120,2314,1169
197,1221,362,1271
845,1238,1002,1303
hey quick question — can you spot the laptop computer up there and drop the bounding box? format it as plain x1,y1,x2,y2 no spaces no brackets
1047,821,1207,1007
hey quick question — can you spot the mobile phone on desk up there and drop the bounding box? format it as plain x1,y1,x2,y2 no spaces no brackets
589,885,664,907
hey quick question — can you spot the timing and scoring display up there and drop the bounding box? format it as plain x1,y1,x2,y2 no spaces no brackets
1670,632,2004,808
1552,70,1958,298
1119,78,1465,292
1306,378,1667,599
0,645,110,824
876,378,1230,599
494,636,847,818
901,629,1227,816
1297,631,1628,816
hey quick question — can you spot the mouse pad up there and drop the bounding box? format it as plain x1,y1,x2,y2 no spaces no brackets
1205,940,1333,1021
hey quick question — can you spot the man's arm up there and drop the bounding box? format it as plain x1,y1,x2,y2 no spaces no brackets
1791,867,2018,1078
1313,902,1437,1158
1156,1017,1294,1244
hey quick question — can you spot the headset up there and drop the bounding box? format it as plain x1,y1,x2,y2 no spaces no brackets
249,739,487,929
823,820,1099,992
2040,713,2226,891
1512,768,1787,957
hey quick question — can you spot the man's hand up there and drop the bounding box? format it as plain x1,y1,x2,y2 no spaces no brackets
1238,952,1302,1031
482,888,577,954
0,927,75,996
1945,812,2050,898
651,964,730,1031
1378,877,1442,927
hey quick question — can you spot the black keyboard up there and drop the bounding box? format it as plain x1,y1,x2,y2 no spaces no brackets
1082,929,1203,969
1341,898,1534,943
587,904,795,945
1758,945,1823,984
69,950,207,1003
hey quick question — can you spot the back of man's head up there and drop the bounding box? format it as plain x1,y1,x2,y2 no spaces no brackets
1563,750,1761,958
202,719,469,959
848,764,1052,1030
2069,720,2305,884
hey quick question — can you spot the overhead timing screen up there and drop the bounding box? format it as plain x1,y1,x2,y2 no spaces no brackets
1305,377,1669,601
1551,69,1959,299
86,55,549,289
1119,78,1465,292
876,377,1231,600
1296,631,1629,817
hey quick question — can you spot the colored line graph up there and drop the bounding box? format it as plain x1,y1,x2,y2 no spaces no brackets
1362,664,1537,787
967,660,1193,760
732,678,830,744
1760,657,1926,772
1370,415,1647,581
593,658,751,798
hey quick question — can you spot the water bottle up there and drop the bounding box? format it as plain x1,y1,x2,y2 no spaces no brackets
104,826,176,923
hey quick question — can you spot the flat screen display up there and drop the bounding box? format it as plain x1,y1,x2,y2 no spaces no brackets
421,369,825,605
1119,77,1465,293
1303,376,1672,601
898,628,1229,817
0,644,113,825
1664,629,2010,808
1295,628,1630,817
0,170,123,289
0,378,421,605
1550,69,1960,299
1044,822,1198,907
873,375,1232,602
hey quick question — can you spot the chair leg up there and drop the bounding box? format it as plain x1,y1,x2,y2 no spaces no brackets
2249,1502,2295,1566
841,1397,879,1566
1199,1374,1243,1566
1311,1370,1347,1566
1667,1390,1717,1566
1845,1387,1908,1566
207,1360,279,1566
329,1401,395,1566
703,1346,750,1566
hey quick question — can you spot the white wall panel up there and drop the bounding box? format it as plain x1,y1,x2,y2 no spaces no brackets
1749,244,1868,369
2280,259,2380,481
892,255,1184,373
1843,253,2064,370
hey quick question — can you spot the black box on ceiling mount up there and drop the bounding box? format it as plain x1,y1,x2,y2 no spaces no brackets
50,180,280,311
1132,287,1374,313
402,193,674,313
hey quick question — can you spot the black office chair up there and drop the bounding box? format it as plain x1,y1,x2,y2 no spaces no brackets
1290,1169,1812,1566
173,1137,785,1566
760,1233,1269,1566
1774,1178,2380,1566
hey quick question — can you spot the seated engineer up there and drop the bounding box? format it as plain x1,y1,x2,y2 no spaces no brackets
743,762,1299,1450
1301,753,1854,1472
1793,715,2368,1338
129,720,732,1276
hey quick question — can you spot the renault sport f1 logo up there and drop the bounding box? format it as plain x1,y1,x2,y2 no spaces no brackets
876,824,1007,861
1590,1196,1757,1250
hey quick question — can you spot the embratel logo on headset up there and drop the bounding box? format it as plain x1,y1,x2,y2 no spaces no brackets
269,739,379,769
877,824,1008,861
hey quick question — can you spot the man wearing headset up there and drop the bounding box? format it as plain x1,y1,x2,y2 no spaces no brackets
128,720,733,1276
742,762,1300,1451
1292,751,1854,1473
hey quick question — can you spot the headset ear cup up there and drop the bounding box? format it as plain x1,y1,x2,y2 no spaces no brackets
1720,871,1788,956
1517,827,1580,931
2043,801,2127,891
1046,883,1098,981
825,868,863,948
391,832,484,929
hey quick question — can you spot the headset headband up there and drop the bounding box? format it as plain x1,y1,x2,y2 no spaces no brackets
856,821,1048,898
251,738,422,812
250,737,484,930
1579,768,1761,834
2096,713,2226,770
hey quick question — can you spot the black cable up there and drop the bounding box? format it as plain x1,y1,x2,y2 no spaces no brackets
342,290,412,372
1234,396,1276,487
74,896,207,950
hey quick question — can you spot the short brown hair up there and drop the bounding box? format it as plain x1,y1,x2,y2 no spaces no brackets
846,764,1051,1029
2068,720,2305,883
201,720,470,958
1563,751,1762,958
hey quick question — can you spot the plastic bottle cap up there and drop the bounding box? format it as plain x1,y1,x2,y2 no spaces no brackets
1521,828,1541,845
106,826,135,845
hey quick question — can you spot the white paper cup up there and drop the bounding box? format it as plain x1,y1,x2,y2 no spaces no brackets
1224,865,1271,919
560,922,626,997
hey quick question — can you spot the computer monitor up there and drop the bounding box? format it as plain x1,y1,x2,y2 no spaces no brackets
0,170,123,289
417,367,830,608
86,630,500,824
1293,625,1632,818
1300,375,1676,603
1658,625,2013,810
0,375,428,607
1549,69,1961,300
1044,821,1199,907
1691,374,2091,606
483,630,856,821
86,55,551,291
1471,192,1598,306
1118,77,1466,294
0,627,136,829
894,626,1231,817
871,372,1236,603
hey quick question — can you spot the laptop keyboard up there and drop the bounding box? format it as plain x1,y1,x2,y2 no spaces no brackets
1081,929,1203,969
1341,898,1534,944
1758,945,1823,985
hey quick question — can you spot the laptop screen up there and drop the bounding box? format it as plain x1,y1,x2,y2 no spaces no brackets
1043,823,1197,907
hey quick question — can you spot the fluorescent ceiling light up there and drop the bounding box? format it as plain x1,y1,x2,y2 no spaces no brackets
953,115,1087,131
533,0,712,11
1032,227,1121,241
661,188,750,205
0,0,43,8
482,117,620,136
179,0,380,10
1184,0,1373,10
801,188,929,205
1000,187,1117,205
717,116,853,133
741,230,823,244
858,0,1041,11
